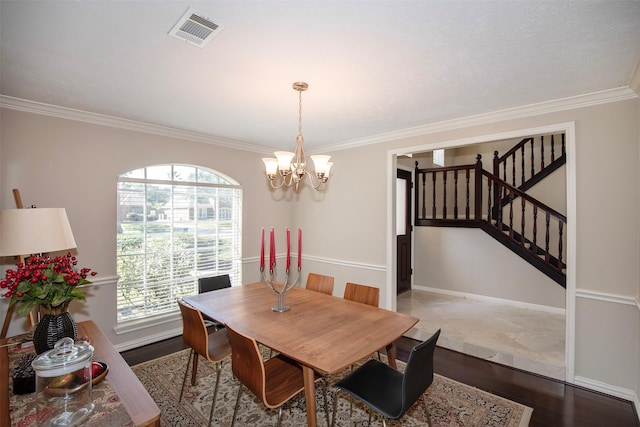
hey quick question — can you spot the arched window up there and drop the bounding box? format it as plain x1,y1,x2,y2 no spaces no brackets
116,164,242,322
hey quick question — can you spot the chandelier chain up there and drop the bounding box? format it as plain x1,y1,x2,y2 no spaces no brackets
298,89,303,137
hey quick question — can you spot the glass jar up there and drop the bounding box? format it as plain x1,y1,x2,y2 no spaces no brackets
31,337,94,426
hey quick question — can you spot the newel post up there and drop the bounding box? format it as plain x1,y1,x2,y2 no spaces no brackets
474,154,482,221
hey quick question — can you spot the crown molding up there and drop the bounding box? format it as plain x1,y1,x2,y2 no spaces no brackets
322,86,639,152
0,95,270,154
2,86,637,155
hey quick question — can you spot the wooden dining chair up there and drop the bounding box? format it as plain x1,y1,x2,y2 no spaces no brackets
343,282,380,307
305,272,334,295
177,299,232,427
226,323,330,427
344,282,382,360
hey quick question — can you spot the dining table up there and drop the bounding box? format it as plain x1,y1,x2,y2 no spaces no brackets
183,281,419,427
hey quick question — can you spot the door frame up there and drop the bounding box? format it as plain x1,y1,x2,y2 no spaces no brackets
386,122,576,383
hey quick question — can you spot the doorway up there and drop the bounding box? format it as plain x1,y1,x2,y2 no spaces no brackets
396,168,412,294
388,122,576,382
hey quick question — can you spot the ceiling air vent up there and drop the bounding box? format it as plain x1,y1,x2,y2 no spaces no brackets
168,7,225,48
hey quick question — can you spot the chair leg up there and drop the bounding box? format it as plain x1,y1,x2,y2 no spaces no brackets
191,353,199,385
331,389,339,427
422,394,432,427
207,362,223,427
277,405,284,427
322,380,330,427
230,383,244,427
179,349,194,402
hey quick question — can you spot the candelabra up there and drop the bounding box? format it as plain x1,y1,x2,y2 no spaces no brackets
260,227,302,311
260,265,300,312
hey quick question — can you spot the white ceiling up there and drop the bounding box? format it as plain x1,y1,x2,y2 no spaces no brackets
1,1,639,152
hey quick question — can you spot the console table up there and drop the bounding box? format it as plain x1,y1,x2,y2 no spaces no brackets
1,320,160,426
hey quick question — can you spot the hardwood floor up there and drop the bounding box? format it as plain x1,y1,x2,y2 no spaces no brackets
122,335,640,427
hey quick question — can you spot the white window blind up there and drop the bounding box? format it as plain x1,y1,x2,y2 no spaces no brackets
116,165,242,323
433,149,445,167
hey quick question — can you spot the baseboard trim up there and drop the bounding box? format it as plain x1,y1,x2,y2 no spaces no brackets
113,326,183,352
574,375,640,415
412,285,566,315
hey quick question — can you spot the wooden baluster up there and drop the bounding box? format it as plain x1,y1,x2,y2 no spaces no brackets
442,170,447,219
419,171,425,219
465,169,470,219
498,181,505,231
520,144,525,187
511,152,516,187
487,177,492,223
551,134,556,163
561,133,566,157
530,138,535,180
454,169,459,219
521,197,526,246
532,205,538,253
540,135,545,170
502,160,507,200
545,212,551,264
558,220,564,269
431,172,435,219
508,189,514,239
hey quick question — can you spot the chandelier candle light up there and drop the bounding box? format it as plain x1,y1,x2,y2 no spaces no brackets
259,227,302,312
262,82,333,191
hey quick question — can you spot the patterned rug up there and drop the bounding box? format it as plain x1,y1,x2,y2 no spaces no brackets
132,349,532,426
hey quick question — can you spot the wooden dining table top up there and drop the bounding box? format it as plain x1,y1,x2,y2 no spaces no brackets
183,281,419,375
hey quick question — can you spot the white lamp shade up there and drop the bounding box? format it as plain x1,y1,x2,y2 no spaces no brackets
274,151,295,172
310,155,331,175
262,158,278,175
0,208,77,256
325,162,333,178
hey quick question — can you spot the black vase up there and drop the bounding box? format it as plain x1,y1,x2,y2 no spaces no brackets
32,305,78,354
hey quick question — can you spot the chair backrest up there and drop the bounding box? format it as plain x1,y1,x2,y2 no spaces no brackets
343,282,379,307
198,274,231,294
306,273,334,295
401,329,441,416
177,299,209,358
226,324,267,403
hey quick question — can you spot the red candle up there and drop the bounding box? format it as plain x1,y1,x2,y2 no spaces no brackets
260,228,265,269
270,227,275,270
297,228,302,269
286,228,291,270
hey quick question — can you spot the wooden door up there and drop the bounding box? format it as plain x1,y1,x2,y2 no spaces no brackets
396,169,412,294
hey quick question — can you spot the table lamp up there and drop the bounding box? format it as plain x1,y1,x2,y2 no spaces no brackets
0,208,77,257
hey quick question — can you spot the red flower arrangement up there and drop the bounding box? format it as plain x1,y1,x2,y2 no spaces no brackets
1,253,96,316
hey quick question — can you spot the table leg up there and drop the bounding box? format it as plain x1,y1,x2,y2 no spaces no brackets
386,343,398,369
191,353,199,385
302,365,317,427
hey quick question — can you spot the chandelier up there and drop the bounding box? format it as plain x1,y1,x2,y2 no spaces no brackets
262,82,332,191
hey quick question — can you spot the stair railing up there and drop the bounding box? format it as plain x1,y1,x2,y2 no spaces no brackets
414,155,567,287
493,133,566,196
483,170,566,286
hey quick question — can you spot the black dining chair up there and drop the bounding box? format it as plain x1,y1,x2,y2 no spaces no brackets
331,329,441,427
198,274,231,329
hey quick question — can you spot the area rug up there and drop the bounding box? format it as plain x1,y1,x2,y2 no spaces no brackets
132,349,532,426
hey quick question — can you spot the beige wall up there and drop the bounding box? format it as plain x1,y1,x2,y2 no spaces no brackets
1,96,639,406
392,99,639,400
0,109,293,347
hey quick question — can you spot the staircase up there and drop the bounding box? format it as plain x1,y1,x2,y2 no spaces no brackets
414,133,567,287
